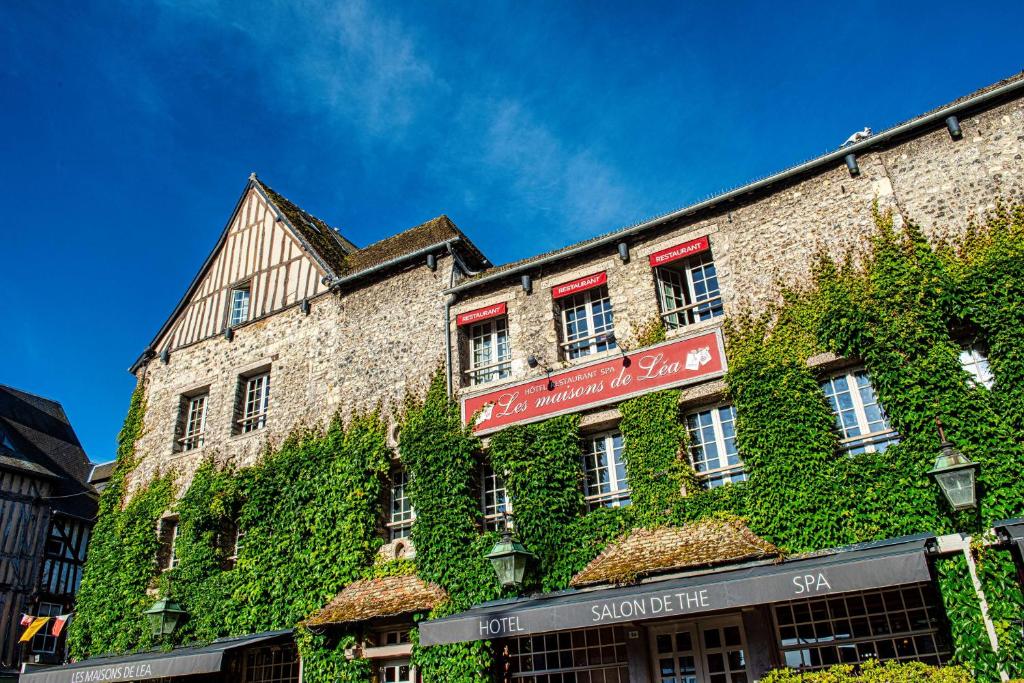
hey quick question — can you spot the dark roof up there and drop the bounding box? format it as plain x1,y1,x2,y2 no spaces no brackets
570,518,780,588
0,385,97,518
88,461,117,492
450,70,1024,293
255,179,355,276
303,573,447,626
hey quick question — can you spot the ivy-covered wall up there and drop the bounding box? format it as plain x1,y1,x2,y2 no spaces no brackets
70,205,1024,681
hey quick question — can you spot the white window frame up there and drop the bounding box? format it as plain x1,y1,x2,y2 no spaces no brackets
685,404,746,488
960,344,994,389
31,602,63,655
388,470,415,540
820,369,899,455
379,658,416,683
466,317,512,386
228,521,245,562
178,394,208,451
229,284,251,327
581,432,630,509
160,518,179,571
481,462,512,531
655,251,723,329
559,285,616,360
238,373,270,433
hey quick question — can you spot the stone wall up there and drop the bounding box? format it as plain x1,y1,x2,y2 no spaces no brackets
450,94,1024,401
129,258,455,493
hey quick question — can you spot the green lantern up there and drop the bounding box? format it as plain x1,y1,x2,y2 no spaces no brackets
928,420,980,512
486,526,535,590
143,597,187,639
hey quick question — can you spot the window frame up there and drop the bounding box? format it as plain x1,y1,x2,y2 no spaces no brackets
177,392,209,452
654,250,723,329
388,469,415,540
31,602,63,655
228,282,252,327
465,316,512,386
236,371,270,434
558,284,617,360
481,461,512,531
684,404,746,488
819,369,899,455
959,344,994,389
581,431,630,509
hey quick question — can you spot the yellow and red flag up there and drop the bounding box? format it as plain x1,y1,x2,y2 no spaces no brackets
19,617,49,643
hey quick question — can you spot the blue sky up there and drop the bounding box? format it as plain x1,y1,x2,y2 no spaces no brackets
0,1,1020,463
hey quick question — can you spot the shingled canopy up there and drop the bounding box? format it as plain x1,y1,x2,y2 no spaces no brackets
570,518,780,588
304,574,448,627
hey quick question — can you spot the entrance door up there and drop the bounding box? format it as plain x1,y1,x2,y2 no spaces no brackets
650,617,749,683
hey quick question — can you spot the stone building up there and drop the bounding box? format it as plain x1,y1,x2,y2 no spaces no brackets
37,72,1024,683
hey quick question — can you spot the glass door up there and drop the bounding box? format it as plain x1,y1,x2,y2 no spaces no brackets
650,617,749,683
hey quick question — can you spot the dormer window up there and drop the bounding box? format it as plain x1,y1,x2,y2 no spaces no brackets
229,283,251,327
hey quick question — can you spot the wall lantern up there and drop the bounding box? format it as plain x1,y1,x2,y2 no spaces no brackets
928,419,980,512
426,253,438,271
521,275,533,295
945,115,963,140
487,522,535,591
143,597,187,640
617,242,630,263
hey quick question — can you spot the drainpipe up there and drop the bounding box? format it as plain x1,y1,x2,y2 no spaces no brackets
445,292,458,397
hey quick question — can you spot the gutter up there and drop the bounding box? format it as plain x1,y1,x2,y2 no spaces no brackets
445,75,1024,295
326,239,461,290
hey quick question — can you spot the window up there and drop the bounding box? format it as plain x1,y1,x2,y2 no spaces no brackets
159,518,179,570
176,393,208,452
31,602,63,654
379,659,415,683
560,285,616,360
504,626,629,682
820,370,899,455
960,345,994,389
226,519,245,563
229,284,251,326
481,462,512,531
467,317,512,386
581,432,630,509
774,584,950,670
388,470,415,540
655,251,723,329
236,372,270,434
241,644,300,683
381,629,412,646
685,405,746,488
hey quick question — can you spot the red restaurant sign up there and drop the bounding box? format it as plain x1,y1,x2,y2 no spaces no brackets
648,235,710,267
456,302,507,327
463,330,726,434
551,271,608,299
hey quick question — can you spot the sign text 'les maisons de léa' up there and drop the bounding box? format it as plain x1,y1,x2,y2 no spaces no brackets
462,330,725,434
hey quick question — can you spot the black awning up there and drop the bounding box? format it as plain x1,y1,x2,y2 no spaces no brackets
419,534,934,646
995,518,1024,559
20,630,292,683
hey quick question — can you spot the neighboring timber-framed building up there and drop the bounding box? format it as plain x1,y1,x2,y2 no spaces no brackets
32,72,1024,683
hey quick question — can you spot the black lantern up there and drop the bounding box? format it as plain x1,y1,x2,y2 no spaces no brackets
928,419,980,512
486,522,535,590
143,597,187,639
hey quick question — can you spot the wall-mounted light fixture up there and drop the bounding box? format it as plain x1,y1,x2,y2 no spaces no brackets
160,349,170,364
521,275,532,295
426,254,438,271
527,355,555,390
300,298,311,315
617,242,630,263
844,153,860,177
928,419,980,512
945,115,963,140
224,326,234,342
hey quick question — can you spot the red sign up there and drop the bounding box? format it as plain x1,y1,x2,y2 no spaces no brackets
456,302,507,327
462,330,725,434
552,271,608,299
648,236,710,267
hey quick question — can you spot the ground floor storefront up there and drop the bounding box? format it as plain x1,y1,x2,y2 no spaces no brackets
421,534,958,682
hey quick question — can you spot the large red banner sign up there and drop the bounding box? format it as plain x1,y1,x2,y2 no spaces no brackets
648,235,710,267
551,271,608,299
462,330,725,434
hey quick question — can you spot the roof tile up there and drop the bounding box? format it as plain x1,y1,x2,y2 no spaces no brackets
304,573,447,626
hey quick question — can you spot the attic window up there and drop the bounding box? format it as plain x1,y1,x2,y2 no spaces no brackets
229,283,251,327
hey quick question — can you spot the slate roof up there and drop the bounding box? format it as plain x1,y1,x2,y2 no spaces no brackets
303,574,447,626
450,70,1024,293
338,215,487,279
570,518,780,588
0,385,97,518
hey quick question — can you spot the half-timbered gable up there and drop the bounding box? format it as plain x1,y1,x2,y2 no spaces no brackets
153,176,355,353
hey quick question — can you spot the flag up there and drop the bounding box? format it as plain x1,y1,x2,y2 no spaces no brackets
19,614,33,627
19,617,49,643
51,614,71,637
